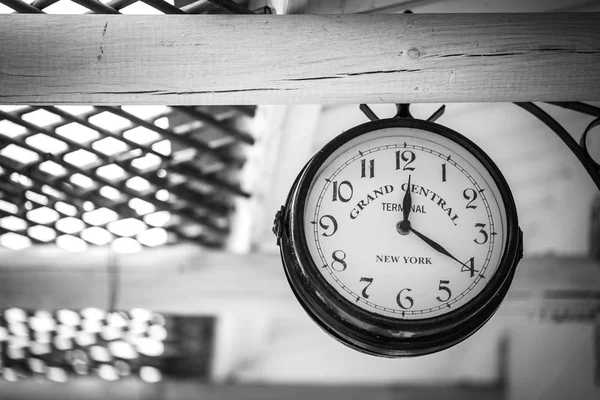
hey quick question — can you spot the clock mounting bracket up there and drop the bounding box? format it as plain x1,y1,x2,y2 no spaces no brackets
360,102,600,193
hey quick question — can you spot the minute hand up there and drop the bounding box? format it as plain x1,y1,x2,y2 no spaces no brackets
409,226,466,268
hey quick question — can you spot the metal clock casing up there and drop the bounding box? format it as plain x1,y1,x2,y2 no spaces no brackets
273,117,523,357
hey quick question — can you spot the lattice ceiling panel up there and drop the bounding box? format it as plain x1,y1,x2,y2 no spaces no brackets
0,0,262,251
0,105,256,251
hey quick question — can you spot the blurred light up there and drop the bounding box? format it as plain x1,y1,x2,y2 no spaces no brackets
0,216,28,231
136,337,164,357
74,331,96,347
129,198,155,215
90,345,112,363
56,325,76,339
130,308,152,321
156,189,170,202
30,342,51,356
64,149,98,167
5,308,27,323
81,307,105,320
126,176,151,192
28,225,57,242
57,309,80,326
0,119,27,138
140,366,162,383
83,201,95,211
108,218,146,236
149,324,168,341
98,364,119,381
24,201,33,210
26,134,68,155
123,126,160,145
144,211,171,227
0,143,40,165
137,228,168,247
56,235,88,252
83,207,118,226
112,237,142,254
8,322,28,336
56,106,94,115
70,173,95,189
22,109,62,126
0,232,32,250
27,207,59,224
56,122,100,143
90,112,131,131
56,217,86,234
107,312,128,328
101,326,122,341
97,163,126,180
154,117,169,129
35,331,51,344
10,172,32,187
54,336,73,351
81,226,113,246
42,184,63,199
55,201,77,216
109,340,138,360
73,363,89,376
100,186,122,200
131,154,161,170
25,191,49,205
71,349,89,365
0,199,18,214
157,169,167,178
47,367,68,383
82,319,102,334
92,137,129,156
29,315,56,332
152,140,171,156
39,160,68,177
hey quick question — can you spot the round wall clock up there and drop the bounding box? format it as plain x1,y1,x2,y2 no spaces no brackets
273,107,523,357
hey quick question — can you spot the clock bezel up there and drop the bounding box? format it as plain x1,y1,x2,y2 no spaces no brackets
278,117,522,357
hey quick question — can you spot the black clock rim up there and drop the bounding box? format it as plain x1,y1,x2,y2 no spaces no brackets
284,117,521,350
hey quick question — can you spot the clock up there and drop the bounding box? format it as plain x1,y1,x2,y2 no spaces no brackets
273,112,523,357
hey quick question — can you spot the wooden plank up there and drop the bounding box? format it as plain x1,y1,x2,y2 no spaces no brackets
1,14,600,104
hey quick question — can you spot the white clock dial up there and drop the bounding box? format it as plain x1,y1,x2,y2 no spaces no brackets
303,127,508,320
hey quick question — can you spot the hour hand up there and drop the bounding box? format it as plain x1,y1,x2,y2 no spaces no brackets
398,175,412,234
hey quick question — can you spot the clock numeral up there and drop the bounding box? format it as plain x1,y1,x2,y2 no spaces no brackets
331,250,347,272
396,288,414,309
395,150,416,171
461,257,479,278
332,180,353,203
359,277,374,299
463,188,478,209
318,215,338,237
441,163,447,182
361,159,375,178
474,223,488,244
436,280,452,302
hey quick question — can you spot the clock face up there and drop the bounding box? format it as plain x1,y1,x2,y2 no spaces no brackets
302,126,508,320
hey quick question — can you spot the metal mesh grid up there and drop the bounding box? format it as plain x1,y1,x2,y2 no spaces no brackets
0,105,256,251
0,308,215,382
0,0,267,15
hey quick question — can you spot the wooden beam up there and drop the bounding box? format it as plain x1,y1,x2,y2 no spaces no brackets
1,14,599,104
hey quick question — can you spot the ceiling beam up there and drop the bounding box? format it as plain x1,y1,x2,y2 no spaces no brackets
1,13,599,104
